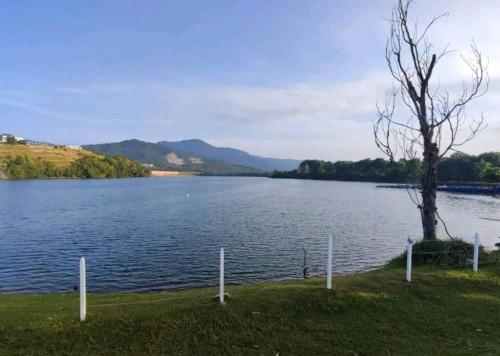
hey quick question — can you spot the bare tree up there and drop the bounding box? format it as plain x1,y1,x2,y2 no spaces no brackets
374,0,488,240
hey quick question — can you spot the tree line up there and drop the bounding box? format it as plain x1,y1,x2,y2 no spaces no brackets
3,155,150,179
271,152,500,183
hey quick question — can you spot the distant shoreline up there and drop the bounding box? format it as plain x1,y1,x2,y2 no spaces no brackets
377,183,500,196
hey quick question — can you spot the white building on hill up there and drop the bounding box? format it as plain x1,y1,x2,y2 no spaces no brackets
0,134,23,143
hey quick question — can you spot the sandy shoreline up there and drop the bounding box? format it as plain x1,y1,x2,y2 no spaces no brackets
150,170,197,177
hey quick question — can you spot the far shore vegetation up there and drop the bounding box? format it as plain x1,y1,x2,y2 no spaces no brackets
272,152,500,184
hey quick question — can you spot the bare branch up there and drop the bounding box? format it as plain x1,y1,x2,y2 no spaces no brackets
374,0,488,240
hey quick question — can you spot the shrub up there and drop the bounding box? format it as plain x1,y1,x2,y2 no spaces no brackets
4,154,150,179
388,239,493,268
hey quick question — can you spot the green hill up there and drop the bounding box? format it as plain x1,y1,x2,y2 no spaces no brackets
158,139,301,171
0,143,149,179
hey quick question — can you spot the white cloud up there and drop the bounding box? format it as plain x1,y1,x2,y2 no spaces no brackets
153,72,388,124
143,74,391,159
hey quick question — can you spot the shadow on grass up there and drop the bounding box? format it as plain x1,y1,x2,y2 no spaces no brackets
1,264,499,355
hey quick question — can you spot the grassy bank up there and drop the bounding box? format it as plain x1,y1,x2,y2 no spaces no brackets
1,262,499,355
0,144,94,168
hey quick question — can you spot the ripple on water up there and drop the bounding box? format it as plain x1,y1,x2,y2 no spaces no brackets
0,177,498,292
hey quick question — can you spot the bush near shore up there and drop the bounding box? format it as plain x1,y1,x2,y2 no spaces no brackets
388,239,499,268
2,154,149,179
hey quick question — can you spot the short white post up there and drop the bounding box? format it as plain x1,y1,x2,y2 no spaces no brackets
327,236,333,290
406,238,414,283
80,257,86,322
473,233,479,273
219,248,225,304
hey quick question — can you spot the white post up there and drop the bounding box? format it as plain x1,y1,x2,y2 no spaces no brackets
219,248,225,304
327,236,333,290
80,257,86,322
473,233,479,273
406,238,414,283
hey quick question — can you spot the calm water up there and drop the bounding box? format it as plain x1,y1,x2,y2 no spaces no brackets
0,177,498,293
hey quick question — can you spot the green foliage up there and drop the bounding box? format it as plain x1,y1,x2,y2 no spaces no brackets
272,158,421,183
272,152,500,183
438,152,500,182
3,154,149,179
68,155,149,178
475,160,500,182
4,155,61,179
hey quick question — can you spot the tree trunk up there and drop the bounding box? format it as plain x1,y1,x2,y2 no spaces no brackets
420,141,439,240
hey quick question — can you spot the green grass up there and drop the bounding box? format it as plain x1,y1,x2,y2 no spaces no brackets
0,144,96,168
1,262,499,355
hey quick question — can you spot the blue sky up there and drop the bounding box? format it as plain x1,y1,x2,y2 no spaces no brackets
1,0,499,160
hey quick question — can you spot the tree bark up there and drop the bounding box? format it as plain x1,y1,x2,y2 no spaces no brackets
421,141,439,240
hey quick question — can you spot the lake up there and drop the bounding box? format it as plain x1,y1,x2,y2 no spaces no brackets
0,177,498,293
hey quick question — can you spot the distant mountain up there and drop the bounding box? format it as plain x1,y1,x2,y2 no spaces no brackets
84,139,264,175
86,139,173,167
157,139,301,171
